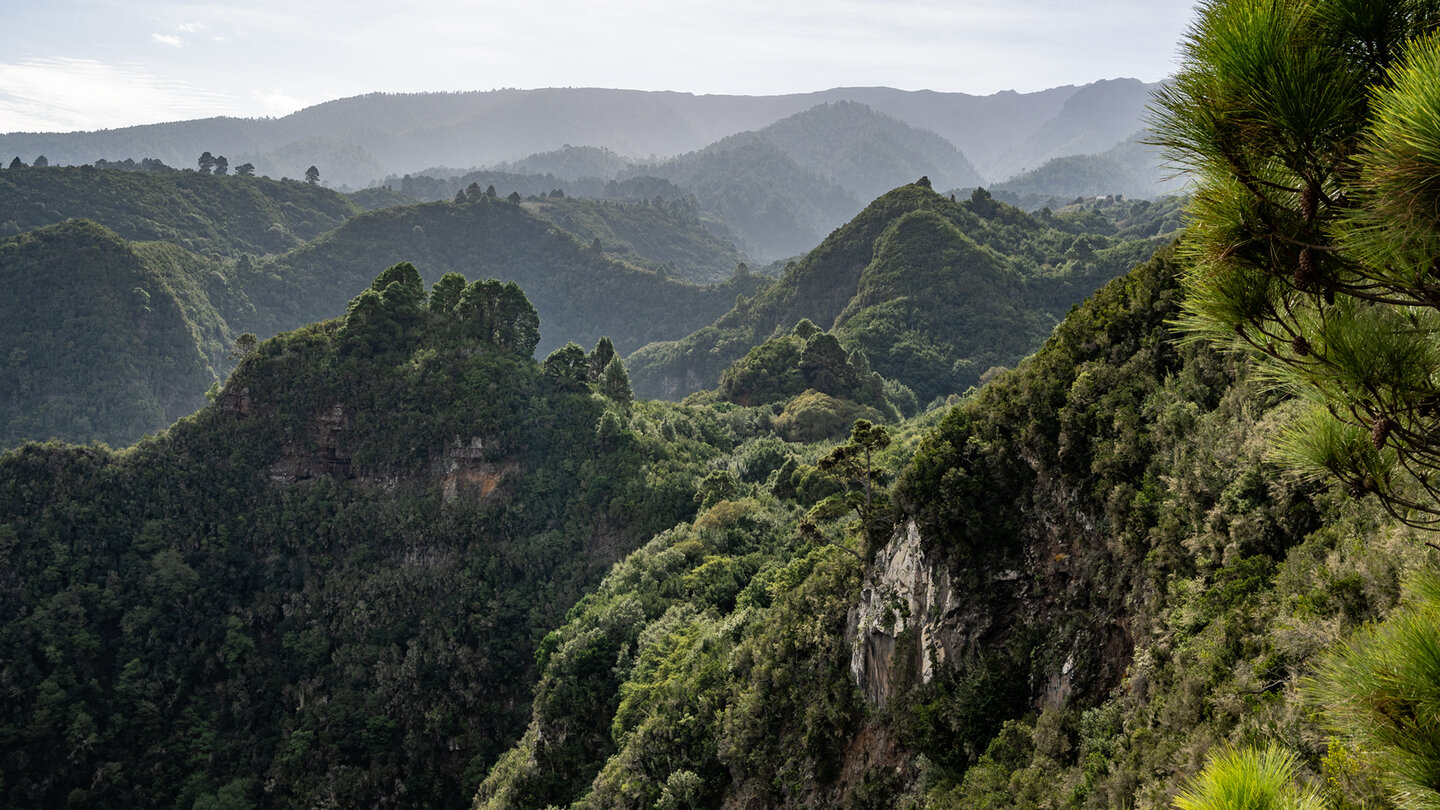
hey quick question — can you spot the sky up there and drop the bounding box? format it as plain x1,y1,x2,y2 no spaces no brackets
1,0,1200,134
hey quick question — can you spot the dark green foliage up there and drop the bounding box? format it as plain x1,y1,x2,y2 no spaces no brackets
428,271,466,315
1,166,768,448
630,183,1164,403
588,336,616,380
454,278,541,356
870,244,1394,807
601,356,633,404
0,163,359,257
242,197,768,358
816,419,893,548
476,498,867,809
545,342,591,389
0,221,222,448
0,267,744,809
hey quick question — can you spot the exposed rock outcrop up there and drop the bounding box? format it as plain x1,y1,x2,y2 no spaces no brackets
438,436,520,503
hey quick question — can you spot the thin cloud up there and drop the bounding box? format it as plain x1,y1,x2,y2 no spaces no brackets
0,58,235,133
250,88,306,116
152,33,183,47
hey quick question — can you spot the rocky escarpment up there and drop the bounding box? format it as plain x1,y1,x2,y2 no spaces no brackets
249,398,522,498
850,463,1138,721
849,520,1025,707
436,436,521,502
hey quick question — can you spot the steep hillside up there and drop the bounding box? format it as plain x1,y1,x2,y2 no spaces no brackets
992,132,1189,202
522,196,747,283
628,183,1167,403
0,164,360,256
990,78,1160,179
759,101,983,202
473,246,1417,808
0,266,758,809
421,102,987,263
241,195,768,355
637,132,861,260
0,221,229,448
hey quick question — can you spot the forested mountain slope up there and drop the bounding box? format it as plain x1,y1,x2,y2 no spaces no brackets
0,267,764,809
474,246,1421,808
0,164,359,257
0,221,233,448
3,228,1411,810
0,175,764,448
993,78,1159,179
992,133,1188,203
628,182,1171,403
520,196,747,284
241,195,768,356
635,132,860,260
758,101,983,202
391,101,987,262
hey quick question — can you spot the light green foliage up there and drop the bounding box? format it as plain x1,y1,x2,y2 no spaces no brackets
473,398,916,808
474,497,810,809
884,246,1416,808
816,419,892,547
1173,748,1324,810
774,390,884,443
1309,566,1440,809
1153,0,1440,524
717,324,898,417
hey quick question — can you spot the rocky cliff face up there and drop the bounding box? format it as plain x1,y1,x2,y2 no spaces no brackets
437,436,521,502
850,520,957,706
851,460,1138,721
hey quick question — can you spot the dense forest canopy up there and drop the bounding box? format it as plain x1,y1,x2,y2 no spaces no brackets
13,4,1440,807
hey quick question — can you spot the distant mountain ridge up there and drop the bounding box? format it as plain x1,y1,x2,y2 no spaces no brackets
0,166,766,449
0,82,1162,189
627,183,1179,403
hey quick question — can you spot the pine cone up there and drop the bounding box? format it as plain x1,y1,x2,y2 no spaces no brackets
1291,335,1310,356
1294,247,1315,287
1372,416,1392,449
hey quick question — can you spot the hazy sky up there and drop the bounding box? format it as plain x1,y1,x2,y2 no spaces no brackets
2,0,1200,133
